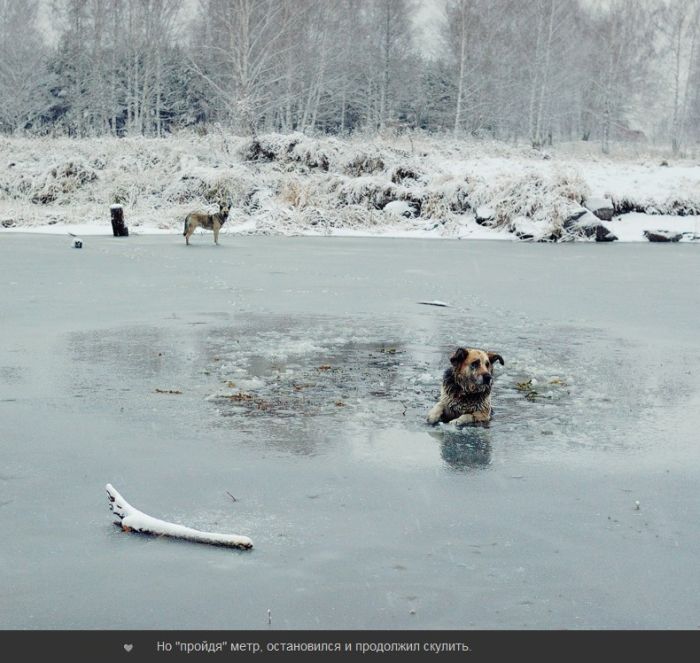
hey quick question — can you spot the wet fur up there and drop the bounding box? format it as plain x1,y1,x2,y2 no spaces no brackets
183,204,230,245
427,348,504,425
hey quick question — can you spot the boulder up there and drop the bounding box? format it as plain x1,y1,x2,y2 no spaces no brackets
475,206,495,225
383,200,415,218
594,225,617,242
563,207,618,242
509,215,539,241
643,230,683,242
583,197,615,221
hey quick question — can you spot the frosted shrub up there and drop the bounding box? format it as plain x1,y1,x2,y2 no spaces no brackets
241,133,335,172
418,175,478,221
421,191,455,220
162,175,207,204
241,133,295,162
253,207,299,235
1,131,694,241
299,207,339,233
203,176,238,204
214,165,258,206
552,169,589,203
469,169,590,240
334,176,392,208
30,160,98,204
289,138,335,172
343,151,385,176
665,196,700,216
0,170,33,200
242,184,275,213
610,193,700,216
280,177,310,209
338,205,380,228
110,182,144,207
389,163,424,184
333,176,424,212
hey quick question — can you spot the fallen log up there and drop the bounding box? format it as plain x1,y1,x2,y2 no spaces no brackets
105,483,253,550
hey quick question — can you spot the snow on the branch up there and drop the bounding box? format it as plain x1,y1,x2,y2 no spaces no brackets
106,483,253,550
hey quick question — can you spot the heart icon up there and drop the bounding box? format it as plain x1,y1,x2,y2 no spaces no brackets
124,644,134,652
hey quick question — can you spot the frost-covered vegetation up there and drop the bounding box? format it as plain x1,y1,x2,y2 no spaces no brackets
1,132,698,241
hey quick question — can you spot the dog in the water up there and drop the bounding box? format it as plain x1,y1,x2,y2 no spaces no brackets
183,202,230,245
427,347,504,425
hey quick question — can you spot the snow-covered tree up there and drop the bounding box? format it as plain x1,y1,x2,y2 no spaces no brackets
0,0,694,152
661,0,700,154
586,0,657,153
0,0,53,133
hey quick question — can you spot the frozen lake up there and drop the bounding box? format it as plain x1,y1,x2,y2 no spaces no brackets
1,234,699,629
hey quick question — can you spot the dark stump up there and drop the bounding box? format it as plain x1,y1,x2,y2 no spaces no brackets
110,205,129,237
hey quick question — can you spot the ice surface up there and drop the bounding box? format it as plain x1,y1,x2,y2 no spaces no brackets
1,235,699,629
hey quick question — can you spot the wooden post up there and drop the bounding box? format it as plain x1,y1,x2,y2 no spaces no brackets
110,205,129,237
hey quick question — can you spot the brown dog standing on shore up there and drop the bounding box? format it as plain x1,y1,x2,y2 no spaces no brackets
183,202,230,245
427,347,504,425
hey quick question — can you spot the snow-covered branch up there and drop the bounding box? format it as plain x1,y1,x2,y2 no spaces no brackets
106,484,253,550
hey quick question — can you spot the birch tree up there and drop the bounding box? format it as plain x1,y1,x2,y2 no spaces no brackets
362,0,414,131
448,0,477,135
0,0,51,133
587,0,656,153
663,0,700,154
190,0,299,135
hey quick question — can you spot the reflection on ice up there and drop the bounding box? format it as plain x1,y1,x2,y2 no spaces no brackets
430,427,493,472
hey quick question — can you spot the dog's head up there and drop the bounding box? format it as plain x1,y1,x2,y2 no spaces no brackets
219,202,230,222
449,347,504,393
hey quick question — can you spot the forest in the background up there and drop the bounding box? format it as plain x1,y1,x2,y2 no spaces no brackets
0,0,698,154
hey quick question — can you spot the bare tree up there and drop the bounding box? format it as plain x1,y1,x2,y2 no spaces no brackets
0,0,51,133
662,0,700,155
0,0,694,149
448,0,475,135
586,0,656,153
50,0,183,136
190,0,300,135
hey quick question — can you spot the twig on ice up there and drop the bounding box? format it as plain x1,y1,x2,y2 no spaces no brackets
105,483,253,550
417,300,451,308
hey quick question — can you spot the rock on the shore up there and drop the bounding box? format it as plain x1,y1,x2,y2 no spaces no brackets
583,197,615,221
563,208,618,242
643,230,683,242
475,206,495,225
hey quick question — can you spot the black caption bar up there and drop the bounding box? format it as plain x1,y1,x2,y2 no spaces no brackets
0,630,696,662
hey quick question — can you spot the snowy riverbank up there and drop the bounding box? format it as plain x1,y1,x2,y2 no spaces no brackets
1,132,699,242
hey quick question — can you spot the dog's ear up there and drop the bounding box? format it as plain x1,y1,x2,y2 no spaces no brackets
450,348,467,367
487,352,504,368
